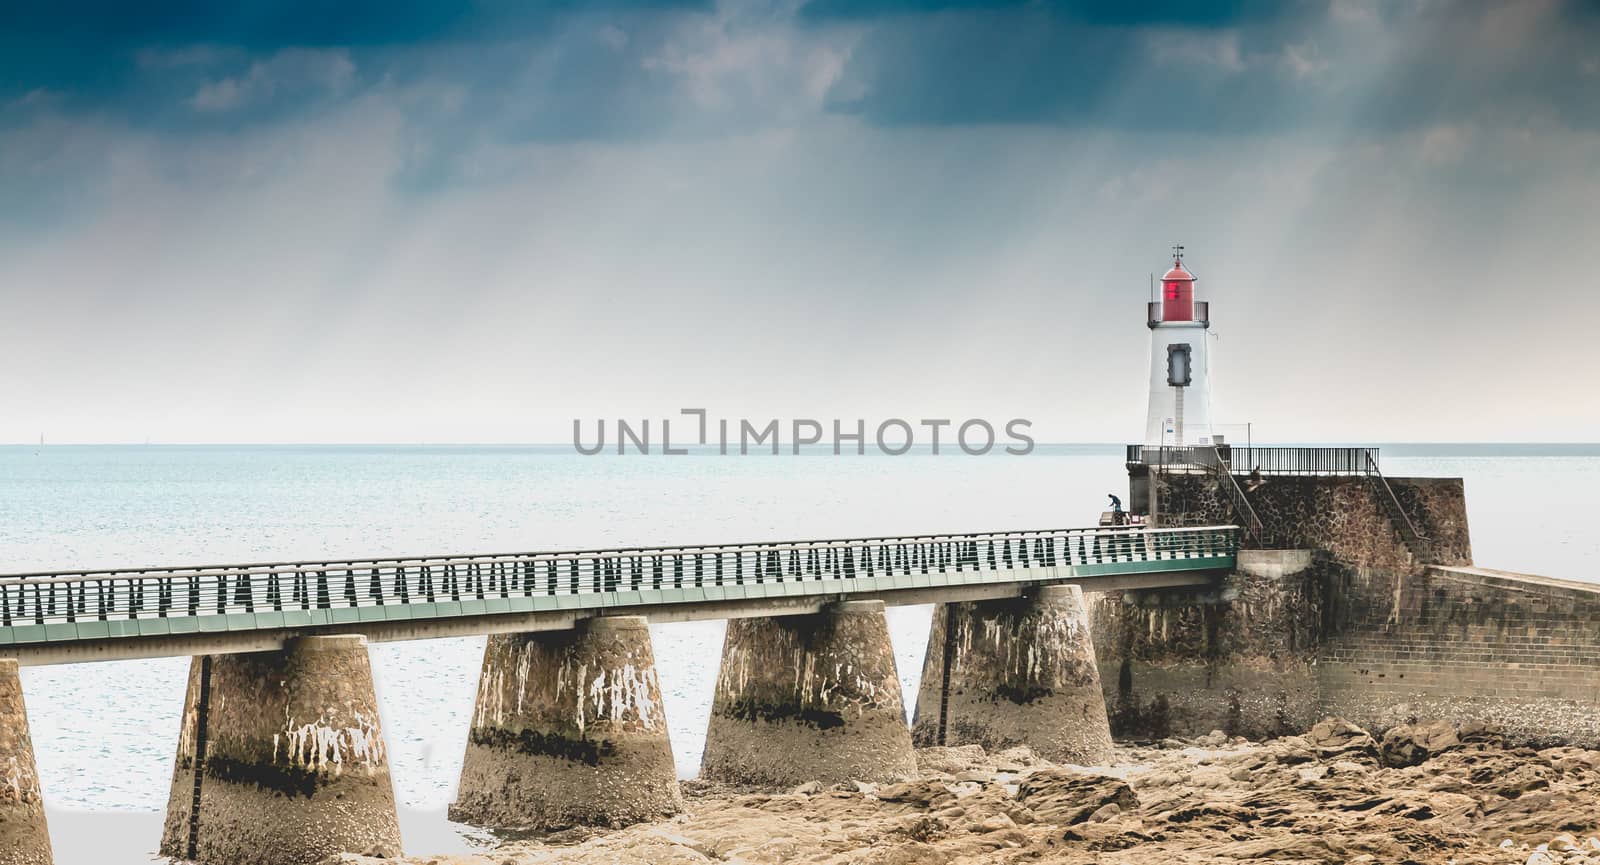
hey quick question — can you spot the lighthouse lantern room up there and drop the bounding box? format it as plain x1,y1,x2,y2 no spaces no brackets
1144,245,1214,446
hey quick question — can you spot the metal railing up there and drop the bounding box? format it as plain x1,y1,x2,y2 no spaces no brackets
1146,301,1209,327
0,526,1239,630
1209,452,1269,547
1127,445,1379,476
1364,452,1432,563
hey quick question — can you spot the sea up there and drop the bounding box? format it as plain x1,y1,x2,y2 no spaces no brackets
1,443,1595,863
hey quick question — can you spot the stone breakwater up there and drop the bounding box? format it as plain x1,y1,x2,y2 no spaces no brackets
324,716,1600,865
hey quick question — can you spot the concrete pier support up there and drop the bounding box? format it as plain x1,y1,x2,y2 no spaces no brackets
912,585,1114,765
450,616,681,830
701,600,916,787
159,636,402,865
0,660,51,865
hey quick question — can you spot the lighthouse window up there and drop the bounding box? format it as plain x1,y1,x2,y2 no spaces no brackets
1167,343,1192,387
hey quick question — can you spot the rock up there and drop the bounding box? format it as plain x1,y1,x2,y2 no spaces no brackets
1380,720,1461,767
1209,835,1342,863
1087,803,1122,822
875,780,955,809
1296,765,1330,783
1494,763,1555,799
1458,720,1507,748
1138,770,1184,788
975,814,1016,832
1274,745,1317,765
367,723,1600,865
1162,801,1259,827
994,745,1042,768
859,843,951,865
1015,767,1139,825
915,745,990,775
788,781,821,796
1305,717,1379,759
1196,730,1228,748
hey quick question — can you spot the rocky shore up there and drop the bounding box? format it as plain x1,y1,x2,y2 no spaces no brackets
331,719,1600,865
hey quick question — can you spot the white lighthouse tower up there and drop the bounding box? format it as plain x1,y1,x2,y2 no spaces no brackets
1144,246,1214,446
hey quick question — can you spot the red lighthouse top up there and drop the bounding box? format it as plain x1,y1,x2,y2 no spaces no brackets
1160,245,1196,322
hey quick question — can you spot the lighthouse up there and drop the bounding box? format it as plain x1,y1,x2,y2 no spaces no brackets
1144,246,1214,446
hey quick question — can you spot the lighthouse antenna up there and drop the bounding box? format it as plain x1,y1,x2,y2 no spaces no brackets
1171,243,1185,264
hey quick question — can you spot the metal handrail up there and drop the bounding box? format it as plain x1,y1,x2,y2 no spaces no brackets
1365,451,1431,557
0,524,1219,585
0,526,1239,630
1128,445,1379,476
1211,449,1268,546
1146,301,1209,327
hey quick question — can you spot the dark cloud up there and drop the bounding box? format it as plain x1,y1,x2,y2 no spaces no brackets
2,0,1598,176
0,0,711,116
0,0,709,46
818,1,1600,132
797,0,1293,27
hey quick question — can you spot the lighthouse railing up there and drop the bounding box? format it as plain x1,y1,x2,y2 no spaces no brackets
1127,445,1379,476
1146,301,1209,327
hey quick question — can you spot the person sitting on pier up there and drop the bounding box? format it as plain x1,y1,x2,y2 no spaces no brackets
1246,466,1266,493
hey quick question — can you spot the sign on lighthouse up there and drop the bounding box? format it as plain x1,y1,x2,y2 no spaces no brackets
1144,246,1214,446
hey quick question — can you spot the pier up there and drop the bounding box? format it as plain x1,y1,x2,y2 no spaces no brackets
0,525,1235,665
0,523,1235,865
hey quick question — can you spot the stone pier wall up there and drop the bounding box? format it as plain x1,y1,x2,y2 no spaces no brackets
701,600,916,787
451,616,681,830
160,635,401,865
1320,566,1600,746
1102,471,1600,747
912,585,1113,764
0,659,50,865
1151,472,1471,568
1091,549,1325,740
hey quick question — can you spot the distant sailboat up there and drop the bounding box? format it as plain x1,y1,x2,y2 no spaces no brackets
35,432,42,456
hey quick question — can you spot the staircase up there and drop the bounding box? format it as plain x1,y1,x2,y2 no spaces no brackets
1365,452,1433,564
1210,449,1271,548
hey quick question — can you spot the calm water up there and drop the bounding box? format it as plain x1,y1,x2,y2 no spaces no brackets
1,444,1596,863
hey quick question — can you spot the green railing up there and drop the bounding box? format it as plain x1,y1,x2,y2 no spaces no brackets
0,525,1237,647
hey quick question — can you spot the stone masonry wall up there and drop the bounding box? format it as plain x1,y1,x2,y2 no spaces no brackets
1320,566,1600,746
1097,471,1600,747
1152,472,1470,568
1091,550,1324,740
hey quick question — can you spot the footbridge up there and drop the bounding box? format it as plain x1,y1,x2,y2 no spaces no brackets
0,523,1237,665
0,524,1237,865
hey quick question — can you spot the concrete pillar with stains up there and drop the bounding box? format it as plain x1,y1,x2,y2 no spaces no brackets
450,615,682,830
159,635,402,865
701,599,916,787
911,584,1114,764
0,659,51,865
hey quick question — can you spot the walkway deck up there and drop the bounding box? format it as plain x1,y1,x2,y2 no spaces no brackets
0,524,1238,664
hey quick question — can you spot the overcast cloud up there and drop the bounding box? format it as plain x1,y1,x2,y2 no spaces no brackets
3,0,1598,443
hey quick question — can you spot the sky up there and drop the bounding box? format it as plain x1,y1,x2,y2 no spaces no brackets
2,0,1598,444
